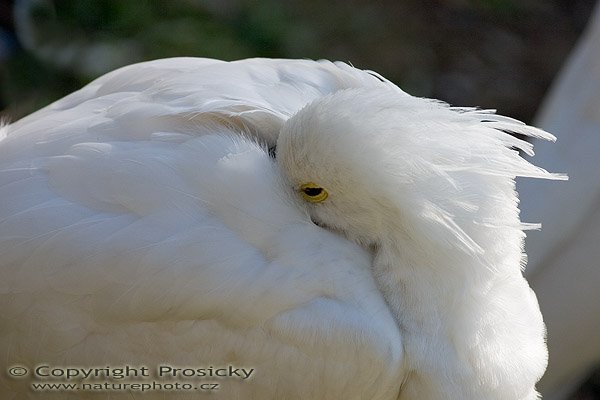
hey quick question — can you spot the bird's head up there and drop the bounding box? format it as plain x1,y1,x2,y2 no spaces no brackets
277,87,563,255
277,88,409,247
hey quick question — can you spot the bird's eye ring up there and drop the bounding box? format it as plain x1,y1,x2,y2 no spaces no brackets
300,183,328,203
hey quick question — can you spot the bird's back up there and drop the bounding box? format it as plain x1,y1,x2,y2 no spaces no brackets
0,58,404,399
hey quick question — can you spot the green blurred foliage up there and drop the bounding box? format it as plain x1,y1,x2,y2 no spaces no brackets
0,0,595,122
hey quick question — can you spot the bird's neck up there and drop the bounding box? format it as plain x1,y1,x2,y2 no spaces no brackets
374,237,489,336
372,209,540,399
372,181,527,337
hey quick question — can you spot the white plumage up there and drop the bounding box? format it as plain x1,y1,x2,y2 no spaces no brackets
0,58,564,399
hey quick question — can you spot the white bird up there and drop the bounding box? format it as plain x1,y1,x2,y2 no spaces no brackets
0,57,564,400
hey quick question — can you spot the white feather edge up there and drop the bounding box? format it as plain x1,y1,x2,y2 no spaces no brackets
449,107,567,181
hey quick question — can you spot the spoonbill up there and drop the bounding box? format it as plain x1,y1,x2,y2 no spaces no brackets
0,57,564,399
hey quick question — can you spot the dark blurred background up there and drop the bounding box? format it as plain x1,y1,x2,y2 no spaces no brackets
0,0,598,399
0,0,596,123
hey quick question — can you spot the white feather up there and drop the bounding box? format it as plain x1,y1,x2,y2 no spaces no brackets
278,86,564,399
0,57,562,399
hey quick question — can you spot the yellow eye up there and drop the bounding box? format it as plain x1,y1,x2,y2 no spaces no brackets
300,182,328,203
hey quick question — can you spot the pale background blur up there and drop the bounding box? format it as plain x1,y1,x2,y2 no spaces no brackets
0,0,598,399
